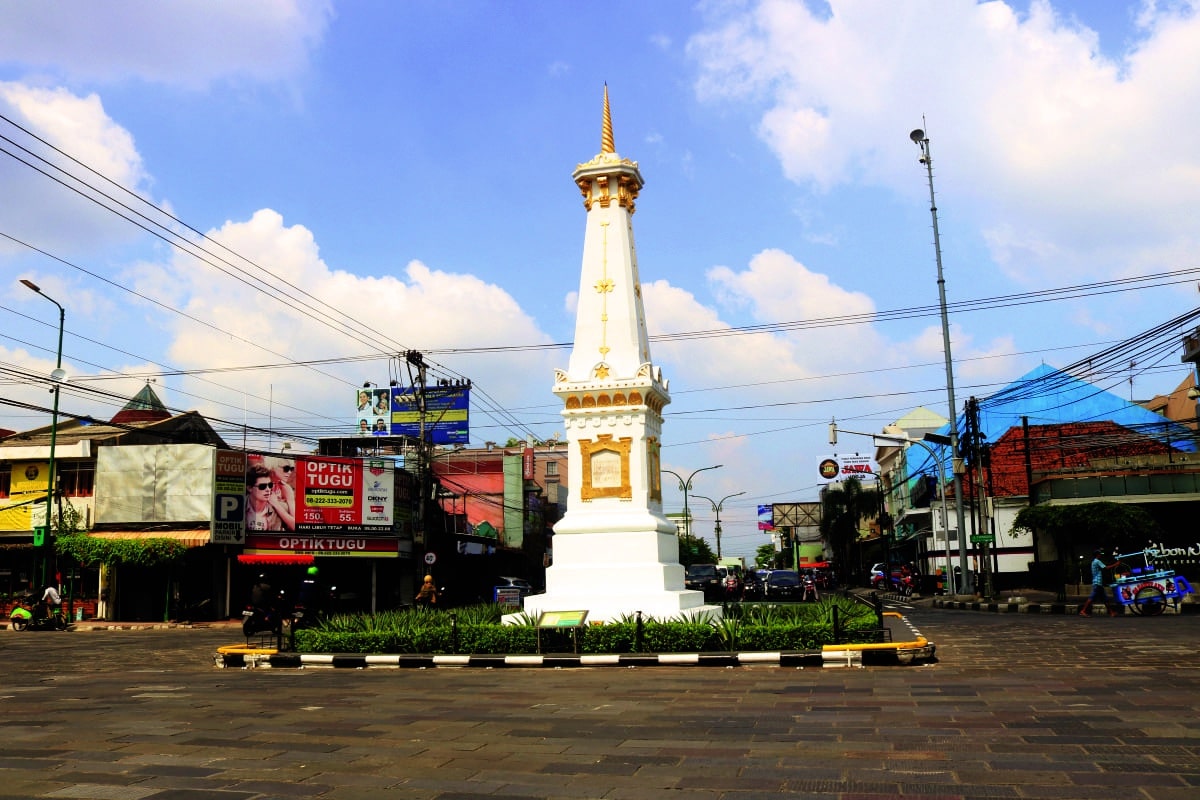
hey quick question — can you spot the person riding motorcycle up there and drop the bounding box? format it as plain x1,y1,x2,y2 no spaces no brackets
36,584,62,622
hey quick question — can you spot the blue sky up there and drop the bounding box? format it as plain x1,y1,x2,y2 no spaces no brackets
3,1,1200,562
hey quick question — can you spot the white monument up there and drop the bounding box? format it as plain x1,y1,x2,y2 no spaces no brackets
518,88,717,623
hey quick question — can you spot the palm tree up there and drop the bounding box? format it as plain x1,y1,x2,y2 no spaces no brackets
818,477,882,579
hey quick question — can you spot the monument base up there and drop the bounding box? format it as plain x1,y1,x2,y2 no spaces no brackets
505,529,724,624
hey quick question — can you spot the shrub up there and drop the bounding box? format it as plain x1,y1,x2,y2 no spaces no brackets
291,596,881,655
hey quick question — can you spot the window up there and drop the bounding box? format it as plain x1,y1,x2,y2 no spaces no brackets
0,463,9,499
544,460,559,477
57,461,95,497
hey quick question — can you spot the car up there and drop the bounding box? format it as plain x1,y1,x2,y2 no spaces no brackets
684,564,722,600
494,576,536,599
763,569,801,600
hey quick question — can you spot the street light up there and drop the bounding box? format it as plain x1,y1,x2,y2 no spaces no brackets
20,279,66,588
831,422,955,596
909,126,971,594
661,464,722,539
691,491,745,560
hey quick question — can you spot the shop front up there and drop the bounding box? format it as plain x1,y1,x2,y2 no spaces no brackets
237,533,414,614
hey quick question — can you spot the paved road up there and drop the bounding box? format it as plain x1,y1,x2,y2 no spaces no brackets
1,607,1196,799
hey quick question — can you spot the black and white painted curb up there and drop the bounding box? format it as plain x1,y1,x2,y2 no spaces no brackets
216,640,936,671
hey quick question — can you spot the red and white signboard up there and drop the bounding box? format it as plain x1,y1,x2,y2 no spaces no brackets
245,455,394,535
295,456,394,531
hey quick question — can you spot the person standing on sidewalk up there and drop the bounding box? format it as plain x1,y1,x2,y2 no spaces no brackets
414,575,440,608
1079,548,1118,617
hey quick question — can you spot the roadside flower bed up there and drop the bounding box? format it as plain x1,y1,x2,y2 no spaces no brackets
291,596,882,655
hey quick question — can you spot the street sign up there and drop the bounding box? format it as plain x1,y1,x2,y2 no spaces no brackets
970,534,995,544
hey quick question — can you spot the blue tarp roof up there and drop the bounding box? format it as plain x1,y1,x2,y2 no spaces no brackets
908,363,1195,476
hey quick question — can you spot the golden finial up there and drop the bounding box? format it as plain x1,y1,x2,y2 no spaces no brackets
601,83,614,154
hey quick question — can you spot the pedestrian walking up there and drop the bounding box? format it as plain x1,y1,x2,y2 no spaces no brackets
1079,547,1119,617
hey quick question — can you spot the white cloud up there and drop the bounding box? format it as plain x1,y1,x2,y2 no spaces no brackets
129,209,558,437
0,83,151,256
688,0,1200,283
0,0,333,89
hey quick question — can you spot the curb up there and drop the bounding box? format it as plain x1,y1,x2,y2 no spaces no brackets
213,648,934,670
214,612,937,670
933,599,1081,614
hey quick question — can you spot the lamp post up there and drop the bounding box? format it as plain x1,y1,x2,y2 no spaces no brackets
691,491,745,560
909,127,970,594
830,423,954,596
20,279,66,588
661,464,722,539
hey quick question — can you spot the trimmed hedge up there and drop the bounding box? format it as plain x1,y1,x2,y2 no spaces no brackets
292,596,882,655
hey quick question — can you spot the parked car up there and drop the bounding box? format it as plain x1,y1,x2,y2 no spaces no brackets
495,576,536,597
763,569,801,600
684,564,722,600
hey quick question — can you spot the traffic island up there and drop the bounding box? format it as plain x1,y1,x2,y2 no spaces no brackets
213,611,937,670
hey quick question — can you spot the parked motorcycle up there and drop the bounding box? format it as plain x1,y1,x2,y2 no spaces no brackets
242,601,285,638
10,594,69,631
872,568,915,596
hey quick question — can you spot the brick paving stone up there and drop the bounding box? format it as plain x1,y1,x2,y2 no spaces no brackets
1,612,1198,798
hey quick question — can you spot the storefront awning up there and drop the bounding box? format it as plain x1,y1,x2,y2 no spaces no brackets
89,530,211,548
237,553,315,565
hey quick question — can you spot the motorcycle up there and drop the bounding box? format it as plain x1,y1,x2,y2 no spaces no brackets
242,594,286,638
872,569,915,596
10,594,69,631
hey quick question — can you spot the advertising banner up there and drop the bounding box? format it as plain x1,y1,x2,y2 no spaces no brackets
245,454,395,534
389,385,470,444
816,454,878,484
354,387,392,436
212,449,247,544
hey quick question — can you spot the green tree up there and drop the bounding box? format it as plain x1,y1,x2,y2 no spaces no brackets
818,477,881,576
1012,502,1161,595
754,543,776,569
677,533,716,567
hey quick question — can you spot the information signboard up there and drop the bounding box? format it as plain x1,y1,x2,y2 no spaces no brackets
212,449,247,544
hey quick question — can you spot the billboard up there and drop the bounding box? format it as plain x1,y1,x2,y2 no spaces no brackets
816,454,878,484
245,454,395,534
388,385,470,444
354,388,392,436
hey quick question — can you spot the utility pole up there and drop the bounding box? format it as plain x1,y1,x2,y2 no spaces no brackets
909,127,971,594
406,351,429,578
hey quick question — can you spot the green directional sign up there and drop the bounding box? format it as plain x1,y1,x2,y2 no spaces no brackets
33,526,46,547
970,534,995,544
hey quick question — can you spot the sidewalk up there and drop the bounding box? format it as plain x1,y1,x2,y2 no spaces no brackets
2,617,244,631
875,586,1198,615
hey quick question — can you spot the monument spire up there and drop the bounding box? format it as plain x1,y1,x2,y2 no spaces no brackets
601,83,614,154
514,87,713,624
